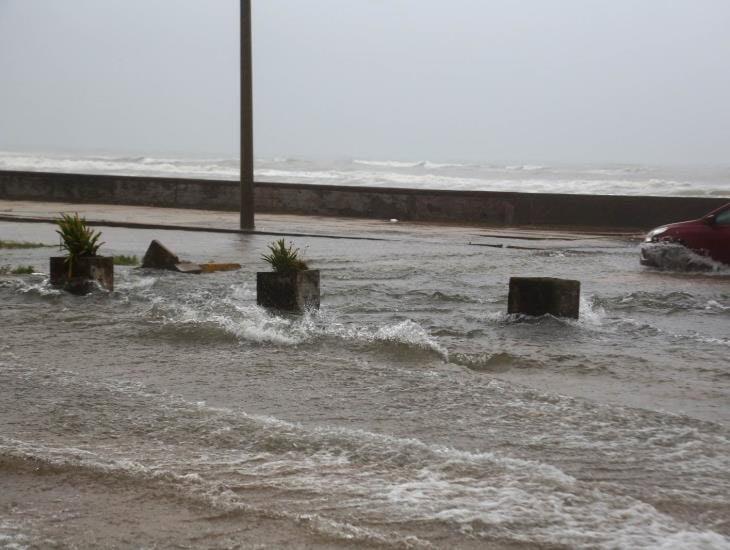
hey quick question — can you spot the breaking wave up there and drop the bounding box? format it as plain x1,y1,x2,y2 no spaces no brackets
2,151,729,196
353,159,427,168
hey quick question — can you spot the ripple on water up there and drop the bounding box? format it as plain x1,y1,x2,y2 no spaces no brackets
0,519,29,550
450,351,545,373
2,345,730,548
593,291,730,316
2,358,729,549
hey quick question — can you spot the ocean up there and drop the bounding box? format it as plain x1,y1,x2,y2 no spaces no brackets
1,151,730,197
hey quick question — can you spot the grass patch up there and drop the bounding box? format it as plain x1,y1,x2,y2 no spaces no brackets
0,265,35,275
0,240,53,249
114,255,139,266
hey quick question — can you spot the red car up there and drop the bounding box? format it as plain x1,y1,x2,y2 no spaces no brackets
641,202,730,268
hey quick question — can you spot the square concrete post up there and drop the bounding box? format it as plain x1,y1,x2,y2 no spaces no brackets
240,0,255,229
508,277,581,319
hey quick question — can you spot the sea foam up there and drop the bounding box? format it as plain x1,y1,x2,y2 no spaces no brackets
3,151,729,197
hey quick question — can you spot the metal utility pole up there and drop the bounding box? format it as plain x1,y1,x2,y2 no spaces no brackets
240,0,255,229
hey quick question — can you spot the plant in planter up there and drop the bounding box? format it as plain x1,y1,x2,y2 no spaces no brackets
257,238,319,312
50,213,114,294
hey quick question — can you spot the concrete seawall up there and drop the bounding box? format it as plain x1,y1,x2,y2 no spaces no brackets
1,169,726,230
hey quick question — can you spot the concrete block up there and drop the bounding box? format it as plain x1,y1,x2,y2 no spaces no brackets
141,240,180,270
508,277,580,319
140,241,240,275
50,256,114,294
257,269,320,312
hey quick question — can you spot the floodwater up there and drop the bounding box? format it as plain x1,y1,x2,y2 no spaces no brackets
1,220,729,549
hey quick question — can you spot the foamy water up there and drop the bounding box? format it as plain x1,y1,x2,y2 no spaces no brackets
2,151,730,197
1,221,729,548
641,242,730,271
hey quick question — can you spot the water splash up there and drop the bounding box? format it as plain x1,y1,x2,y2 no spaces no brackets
138,284,449,358
640,242,730,272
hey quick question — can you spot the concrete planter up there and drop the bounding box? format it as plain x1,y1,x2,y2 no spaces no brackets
50,256,114,295
508,277,580,319
256,269,320,312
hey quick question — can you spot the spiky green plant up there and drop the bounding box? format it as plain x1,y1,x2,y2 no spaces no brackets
261,238,308,272
55,213,104,277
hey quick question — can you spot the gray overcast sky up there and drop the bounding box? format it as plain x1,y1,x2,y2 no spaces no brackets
1,0,729,164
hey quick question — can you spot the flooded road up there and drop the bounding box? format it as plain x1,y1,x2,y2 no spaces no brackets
1,219,729,548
